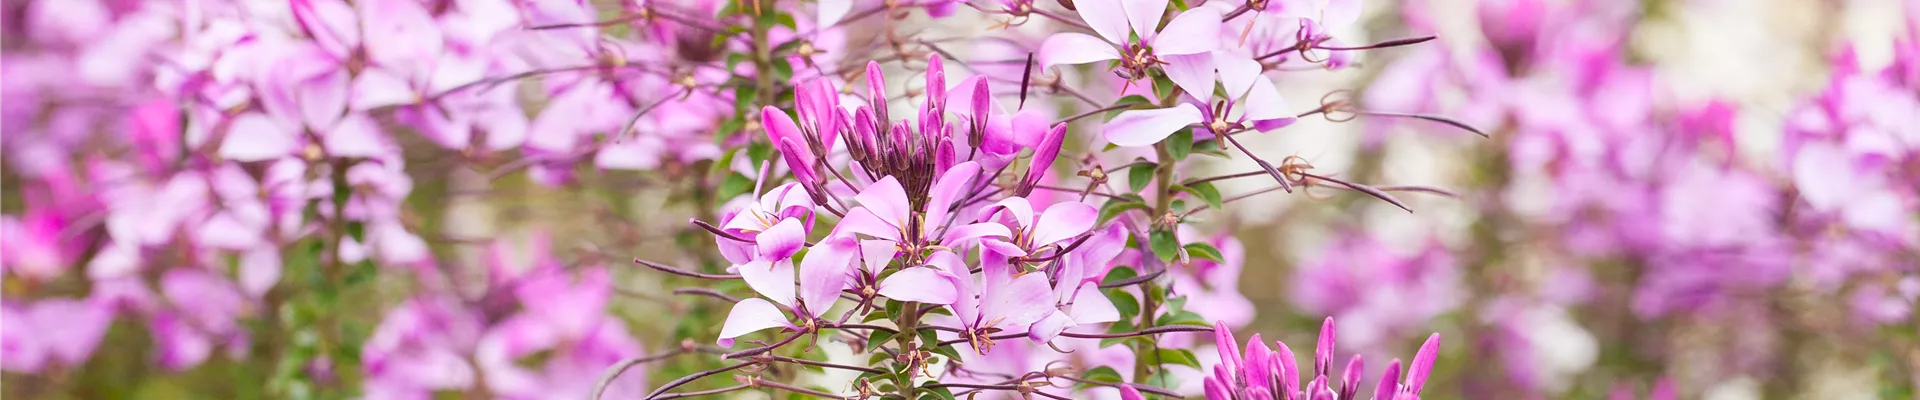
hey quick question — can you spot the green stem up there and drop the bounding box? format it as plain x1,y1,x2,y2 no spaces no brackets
895,301,922,398
1132,142,1175,385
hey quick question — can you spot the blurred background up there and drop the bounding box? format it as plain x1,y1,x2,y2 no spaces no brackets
2,0,1916,399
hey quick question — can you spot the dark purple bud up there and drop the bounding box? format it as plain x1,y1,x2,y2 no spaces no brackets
924,53,947,115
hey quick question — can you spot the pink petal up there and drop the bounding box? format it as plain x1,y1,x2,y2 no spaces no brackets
239,249,281,297
716,298,792,348
324,114,387,158
1066,281,1119,324
350,69,416,110
797,238,856,317
1323,0,1363,30
1406,333,1440,394
1241,75,1293,124
1122,0,1170,41
982,197,1037,228
929,250,979,323
1120,385,1146,400
858,239,898,275
817,0,852,28
986,271,1056,329
877,267,958,304
1027,312,1074,343
1151,7,1223,56
29,299,112,366
301,68,350,131
853,176,911,232
923,161,981,230
939,222,1013,247
833,207,903,241
739,259,797,308
756,218,807,261
219,113,295,162
1215,52,1263,100
1031,202,1096,247
1075,0,1133,44
1039,33,1121,67
1162,53,1217,102
1104,105,1204,147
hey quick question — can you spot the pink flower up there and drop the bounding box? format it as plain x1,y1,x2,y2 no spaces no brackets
1038,0,1224,78
940,249,1056,355
1105,52,1293,147
716,217,855,347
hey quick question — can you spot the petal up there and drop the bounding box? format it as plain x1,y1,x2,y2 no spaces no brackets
350,69,416,110
1215,321,1242,370
324,114,387,158
755,218,807,261
1150,7,1222,56
1065,281,1119,324
1122,0,1169,40
939,222,1012,247
797,238,855,317
1162,53,1216,102
1076,0,1132,44
858,239,897,275
1038,33,1121,67
716,298,792,347
853,176,911,231
300,68,350,131
1376,359,1403,399
985,271,1056,329
982,197,1037,228
928,251,979,323
739,259,797,307
1406,333,1440,394
1030,202,1096,247
877,267,958,304
1103,104,1204,147
924,161,981,229
220,113,295,162
1241,75,1292,124
817,0,852,28
1323,0,1362,30
833,207,903,241
1215,52,1263,99
1027,312,1074,343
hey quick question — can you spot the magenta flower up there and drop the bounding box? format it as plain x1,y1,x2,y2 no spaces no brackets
1026,223,1125,342
1105,52,1294,147
979,197,1098,256
835,164,1010,254
1206,318,1439,400
848,240,963,307
1038,0,1224,80
940,249,1056,355
716,218,855,347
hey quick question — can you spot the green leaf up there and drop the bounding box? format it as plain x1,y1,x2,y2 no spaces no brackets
868,327,897,347
1182,242,1224,262
1151,348,1203,369
747,138,775,166
1101,266,1138,286
1104,95,1155,122
1149,229,1179,262
1179,181,1223,211
1128,162,1156,193
1167,130,1193,160
920,386,958,400
1104,288,1140,319
1100,319,1143,348
717,172,755,201
1155,310,1210,327
1079,366,1125,387
1098,200,1151,225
